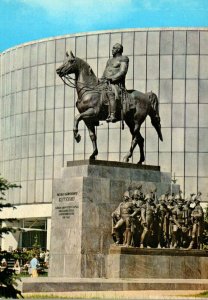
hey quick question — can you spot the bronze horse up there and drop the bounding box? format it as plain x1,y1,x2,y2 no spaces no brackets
56,51,163,164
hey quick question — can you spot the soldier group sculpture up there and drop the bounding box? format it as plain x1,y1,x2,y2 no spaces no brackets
111,188,204,250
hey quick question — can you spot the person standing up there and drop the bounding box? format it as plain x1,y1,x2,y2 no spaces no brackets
30,254,39,277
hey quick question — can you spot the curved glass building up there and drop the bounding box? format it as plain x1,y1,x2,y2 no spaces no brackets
0,28,208,250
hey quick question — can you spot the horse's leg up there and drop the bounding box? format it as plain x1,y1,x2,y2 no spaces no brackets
123,135,137,163
136,131,145,164
73,108,96,143
85,123,98,160
123,121,138,163
123,121,145,164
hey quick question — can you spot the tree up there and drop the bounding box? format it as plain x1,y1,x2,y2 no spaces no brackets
0,176,23,298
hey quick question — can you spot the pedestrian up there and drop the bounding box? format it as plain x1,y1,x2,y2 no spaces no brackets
30,254,39,277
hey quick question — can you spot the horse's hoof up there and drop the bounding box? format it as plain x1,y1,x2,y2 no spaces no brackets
75,134,81,143
123,156,129,163
89,155,96,160
137,160,144,165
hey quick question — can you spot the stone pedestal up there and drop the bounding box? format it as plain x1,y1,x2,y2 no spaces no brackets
107,245,208,279
49,160,176,278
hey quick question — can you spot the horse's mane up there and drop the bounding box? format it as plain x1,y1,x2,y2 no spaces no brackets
76,57,98,87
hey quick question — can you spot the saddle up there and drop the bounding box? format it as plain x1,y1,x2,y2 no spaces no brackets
101,82,132,115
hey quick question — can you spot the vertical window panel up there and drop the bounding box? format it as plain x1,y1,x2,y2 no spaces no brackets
198,153,208,177
44,180,52,202
122,32,134,55
36,180,43,203
87,35,98,58
147,56,159,79
186,55,198,79
47,40,55,63
27,181,35,203
45,110,54,133
46,86,54,109
36,157,44,179
38,42,46,65
186,80,198,103
54,132,63,155
45,156,53,179
173,80,185,103
98,34,110,57
147,31,159,55
173,31,186,54
199,104,208,127
172,153,184,177
134,56,146,80
186,104,198,128
185,177,197,196
45,133,54,156
37,88,45,111
66,37,76,54
172,128,184,152
199,128,208,152
29,135,36,157
28,158,36,180
185,128,198,152
185,153,197,177
134,31,147,55
55,108,64,132
200,55,208,79
37,111,45,133
200,31,208,55
29,89,37,112
64,131,73,155
187,31,199,54
172,104,184,128
173,55,186,78
160,79,172,103
46,64,55,86
36,134,44,156
76,36,86,58
108,128,120,153
160,31,173,55
31,44,38,66
38,65,46,88
56,39,65,62
160,55,172,79
22,91,29,113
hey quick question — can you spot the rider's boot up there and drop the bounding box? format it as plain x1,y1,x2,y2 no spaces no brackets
106,113,117,123
106,96,117,123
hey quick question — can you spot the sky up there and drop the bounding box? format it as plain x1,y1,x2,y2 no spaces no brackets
0,0,207,52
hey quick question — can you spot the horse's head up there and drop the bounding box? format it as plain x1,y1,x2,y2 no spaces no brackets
56,51,77,77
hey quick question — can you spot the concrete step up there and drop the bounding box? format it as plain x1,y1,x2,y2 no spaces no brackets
21,277,208,293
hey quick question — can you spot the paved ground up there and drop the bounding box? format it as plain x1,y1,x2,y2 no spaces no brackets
22,289,207,299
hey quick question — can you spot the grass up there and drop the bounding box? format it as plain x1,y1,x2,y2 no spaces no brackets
190,290,208,298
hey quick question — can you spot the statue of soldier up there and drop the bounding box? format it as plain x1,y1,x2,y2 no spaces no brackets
171,196,189,248
131,188,144,247
100,43,129,123
140,194,157,248
188,193,204,249
112,191,137,246
157,195,171,248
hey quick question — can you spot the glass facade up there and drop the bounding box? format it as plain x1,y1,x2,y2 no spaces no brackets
0,28,208,204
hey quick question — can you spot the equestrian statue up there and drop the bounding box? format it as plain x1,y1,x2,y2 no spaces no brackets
56,43,163,164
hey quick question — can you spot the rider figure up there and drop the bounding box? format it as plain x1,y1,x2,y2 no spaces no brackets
101,43,129,123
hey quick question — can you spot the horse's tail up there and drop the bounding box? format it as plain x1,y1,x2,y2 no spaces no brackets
148,92,163,141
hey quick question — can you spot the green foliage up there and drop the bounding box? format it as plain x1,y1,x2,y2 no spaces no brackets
0,176,23,298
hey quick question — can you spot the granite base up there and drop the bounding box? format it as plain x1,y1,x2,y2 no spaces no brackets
107,245,208,279
49,160,178,278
